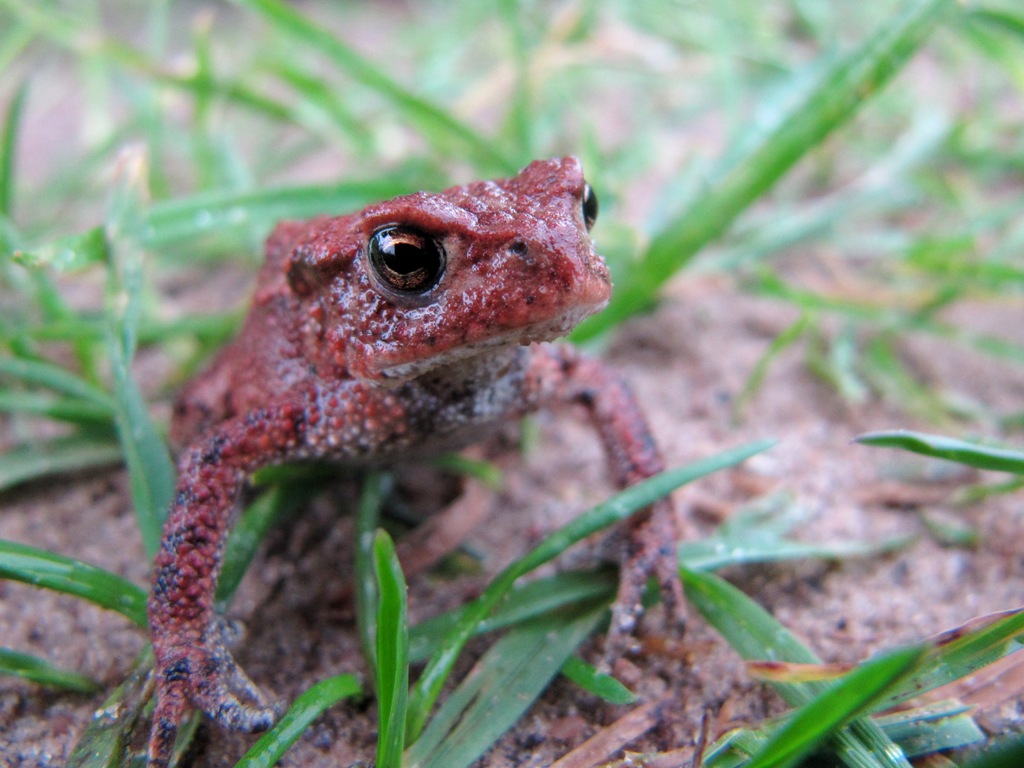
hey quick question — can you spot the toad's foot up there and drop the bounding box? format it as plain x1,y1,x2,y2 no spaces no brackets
147,620,281,768
606,498,686,660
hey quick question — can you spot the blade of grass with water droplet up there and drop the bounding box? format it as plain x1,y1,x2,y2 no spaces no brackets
0,540,147,627
11,226,109,272
143,178,418,247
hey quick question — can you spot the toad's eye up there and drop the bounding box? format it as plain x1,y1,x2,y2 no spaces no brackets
368,226,446,294
582,183,598,231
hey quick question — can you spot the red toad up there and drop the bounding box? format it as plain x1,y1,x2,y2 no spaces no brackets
147,156,682,765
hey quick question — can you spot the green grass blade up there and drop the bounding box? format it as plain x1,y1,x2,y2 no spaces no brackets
560,655,637,705
744,273,1024,371
699,112,948,276
0,1,103,55
142,178,417,248
956,476,1024,505
355,473,391,673
66,646,156,768
966,9,1024,40
704,699,982,767
678,493,910,572
855,430,1024,474
269,57,374,153
217,481,317,607
234,674,362,768
0,80,27,218
0,0,301,132
703,727,772,768
682,565,821,671
0,436,123,492
106,292,174,561
959,735,1024,768
0,540,147,627
374,530,409,768
682,566,912,768
406,602,605,768
874,702,983,757
231,0,513,173
575,0,955,339
0,390,114,424
496,0,534,158
406,439,774,740
11,226,109,273
0,646,100,693
806,324,871,405
103,148,175,559
409,569,616,663
679,534,910,573
0,19,34,78
11,310,237,350
0,356,115,409
859,336,951,421
881,608,1024,709
429,452,503,488
695,589,1023,763
733,313,811,418
744,647,924,768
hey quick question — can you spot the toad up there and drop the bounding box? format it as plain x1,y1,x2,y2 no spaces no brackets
147,157,682,766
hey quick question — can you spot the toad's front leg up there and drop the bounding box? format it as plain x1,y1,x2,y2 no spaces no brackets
147,405,302,766
525,344,685,653
146,387,407,767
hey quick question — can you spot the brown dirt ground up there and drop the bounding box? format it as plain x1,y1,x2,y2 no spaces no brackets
2,266,1024,767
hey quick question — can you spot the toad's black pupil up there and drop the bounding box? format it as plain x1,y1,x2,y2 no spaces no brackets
368,226,445,294
382,237,421,274
582,183,598,230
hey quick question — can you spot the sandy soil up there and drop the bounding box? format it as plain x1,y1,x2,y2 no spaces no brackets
2,266,1023,767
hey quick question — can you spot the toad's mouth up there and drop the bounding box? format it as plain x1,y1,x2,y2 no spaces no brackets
371,298,608,383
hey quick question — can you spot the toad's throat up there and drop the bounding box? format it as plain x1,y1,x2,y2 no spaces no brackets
372,299,608,383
